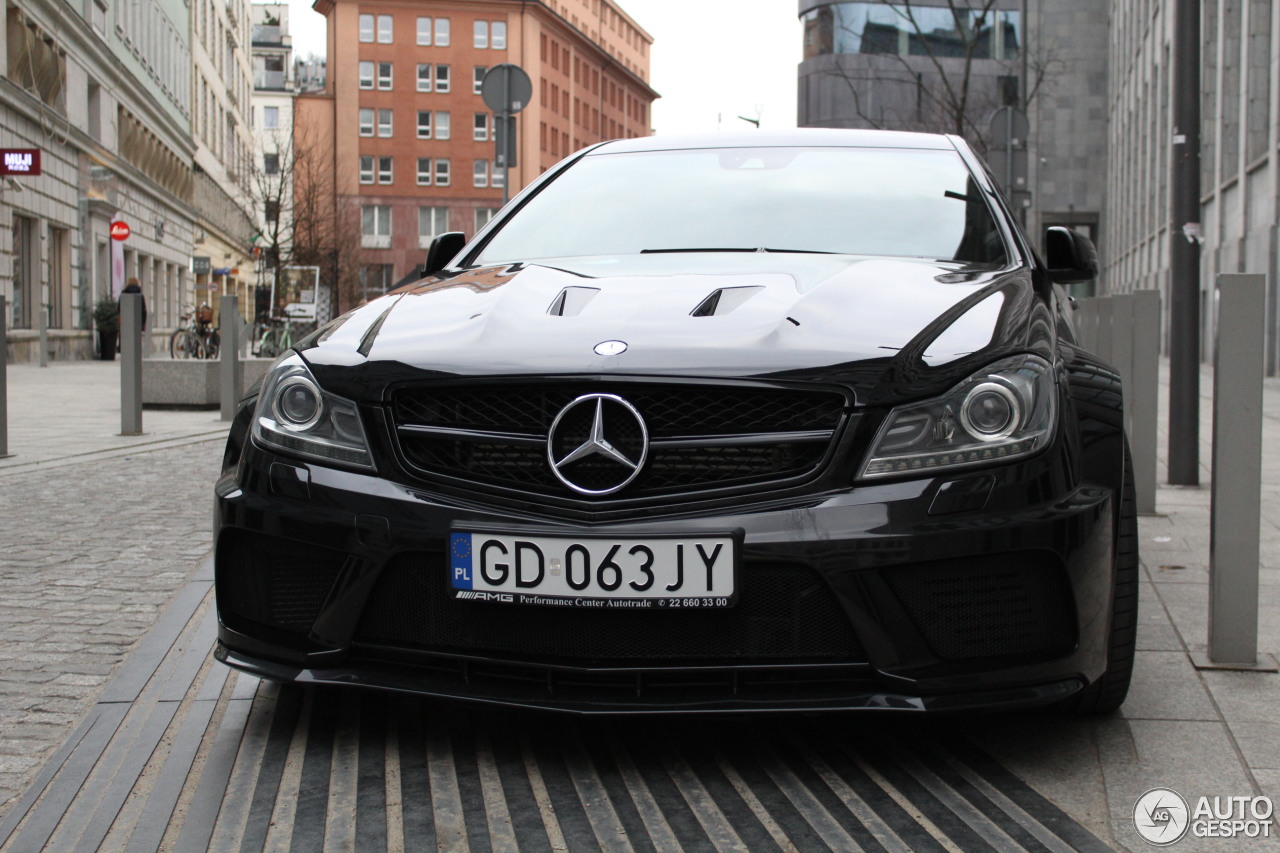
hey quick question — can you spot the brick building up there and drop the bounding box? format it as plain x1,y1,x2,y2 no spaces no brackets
300,0,657,307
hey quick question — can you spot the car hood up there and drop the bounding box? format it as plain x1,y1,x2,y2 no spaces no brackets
301,254,1053,405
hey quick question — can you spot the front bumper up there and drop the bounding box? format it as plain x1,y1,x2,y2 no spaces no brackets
214,440,1115,714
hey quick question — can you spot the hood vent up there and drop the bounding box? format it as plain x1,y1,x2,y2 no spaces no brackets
547,286,601,317
691,286,764,317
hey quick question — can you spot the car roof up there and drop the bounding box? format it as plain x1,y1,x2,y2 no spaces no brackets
590,128,960,155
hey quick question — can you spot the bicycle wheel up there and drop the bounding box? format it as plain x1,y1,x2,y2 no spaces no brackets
170,329,195,359
257,329,280,358
204,330,221,359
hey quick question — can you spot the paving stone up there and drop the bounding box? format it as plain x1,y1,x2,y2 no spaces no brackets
0,436,225,816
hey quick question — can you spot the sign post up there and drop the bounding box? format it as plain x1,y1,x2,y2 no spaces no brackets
110,219,128,298
481,64,532,205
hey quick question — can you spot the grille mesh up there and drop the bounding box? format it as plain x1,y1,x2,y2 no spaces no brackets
882,553,1076,661
355,554,864,665
392,383,847,499
216,529,347,637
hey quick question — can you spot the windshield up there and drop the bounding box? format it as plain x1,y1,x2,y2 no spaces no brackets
474,146,1008,266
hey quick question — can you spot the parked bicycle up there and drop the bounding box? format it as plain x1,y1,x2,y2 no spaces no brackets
255,313,297,358
170,304,220,359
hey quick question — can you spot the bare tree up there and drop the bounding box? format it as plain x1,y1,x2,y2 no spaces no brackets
289,120,364,317
247,128,295,312
813,1,1057,153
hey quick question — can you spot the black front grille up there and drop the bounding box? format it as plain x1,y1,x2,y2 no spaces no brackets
215,528,347,641
391,382,848,500
883,552,1076,661
354,554,864,666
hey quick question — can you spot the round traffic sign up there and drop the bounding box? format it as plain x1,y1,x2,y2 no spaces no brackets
110,221,130,241
481,64,533,114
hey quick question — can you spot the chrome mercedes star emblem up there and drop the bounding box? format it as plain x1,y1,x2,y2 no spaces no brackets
594,340,628,356
547,394,648,495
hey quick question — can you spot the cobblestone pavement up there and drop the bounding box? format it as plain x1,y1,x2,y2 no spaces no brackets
0,438,225,818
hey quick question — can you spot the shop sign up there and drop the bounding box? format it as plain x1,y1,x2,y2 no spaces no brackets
0,149,41,176
109,220,130,241
193,256,211,275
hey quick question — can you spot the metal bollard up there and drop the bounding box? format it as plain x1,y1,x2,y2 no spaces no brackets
1112,295,1135,440
1094,296,1115,367
1203,274,1270,668
120,292,143,435
220,295,241,421
1130,291,1161,514
0,296,10,458
38,303,47,367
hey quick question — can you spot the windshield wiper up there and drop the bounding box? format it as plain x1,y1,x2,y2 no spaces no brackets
640,247,835,254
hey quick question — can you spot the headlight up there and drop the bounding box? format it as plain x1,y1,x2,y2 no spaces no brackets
859,354,1056,479
251,353,374,469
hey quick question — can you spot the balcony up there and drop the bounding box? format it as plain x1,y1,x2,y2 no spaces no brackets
252,25,290,47
253,70,288,91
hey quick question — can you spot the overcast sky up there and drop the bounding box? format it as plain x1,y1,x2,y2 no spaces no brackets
284,0,803,134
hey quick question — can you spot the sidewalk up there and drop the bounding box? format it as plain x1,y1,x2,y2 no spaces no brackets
0,360,230,816
0,360,230,473
0,357,1277,851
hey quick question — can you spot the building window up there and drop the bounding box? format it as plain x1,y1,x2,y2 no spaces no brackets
360,264,395,299
358,61,374,89
417,63,433,92
358,13,374,42
475,208,497,232
435,65,450,93
473,159,489,187
416,16,432,45
436,111,451,140
265,200,280,222
378,156,393,184
474,66,487,94
474,20,488,49
417,157,433,185
419,206,449,247
377,62,393,90
359,155,374,184
492,21,506,49
801,4,1020,61
473,113,488,141
378,108,393,137
264,153,279,175
417,110,432,138
435,18,450,46
435,158,450,186
263,106,279,129
362,204,392,248
377,14,393,44
492,162,504,188
359,108,374,136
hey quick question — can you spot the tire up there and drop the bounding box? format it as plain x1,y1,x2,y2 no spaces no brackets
204,330,221,359
258,329,280,359
1069,440,1139,714
170,329,195,359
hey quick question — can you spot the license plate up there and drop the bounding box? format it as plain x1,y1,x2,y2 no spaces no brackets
449,531,738,608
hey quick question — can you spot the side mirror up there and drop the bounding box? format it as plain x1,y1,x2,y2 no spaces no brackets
1045,226,1099,284
423,231,467,276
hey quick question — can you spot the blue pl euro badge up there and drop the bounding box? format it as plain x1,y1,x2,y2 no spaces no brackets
450,533,473,589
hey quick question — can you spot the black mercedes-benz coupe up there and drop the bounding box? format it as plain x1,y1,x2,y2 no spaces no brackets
214,129,1134,715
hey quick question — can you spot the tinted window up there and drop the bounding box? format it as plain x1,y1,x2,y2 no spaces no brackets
475,147,1007,265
